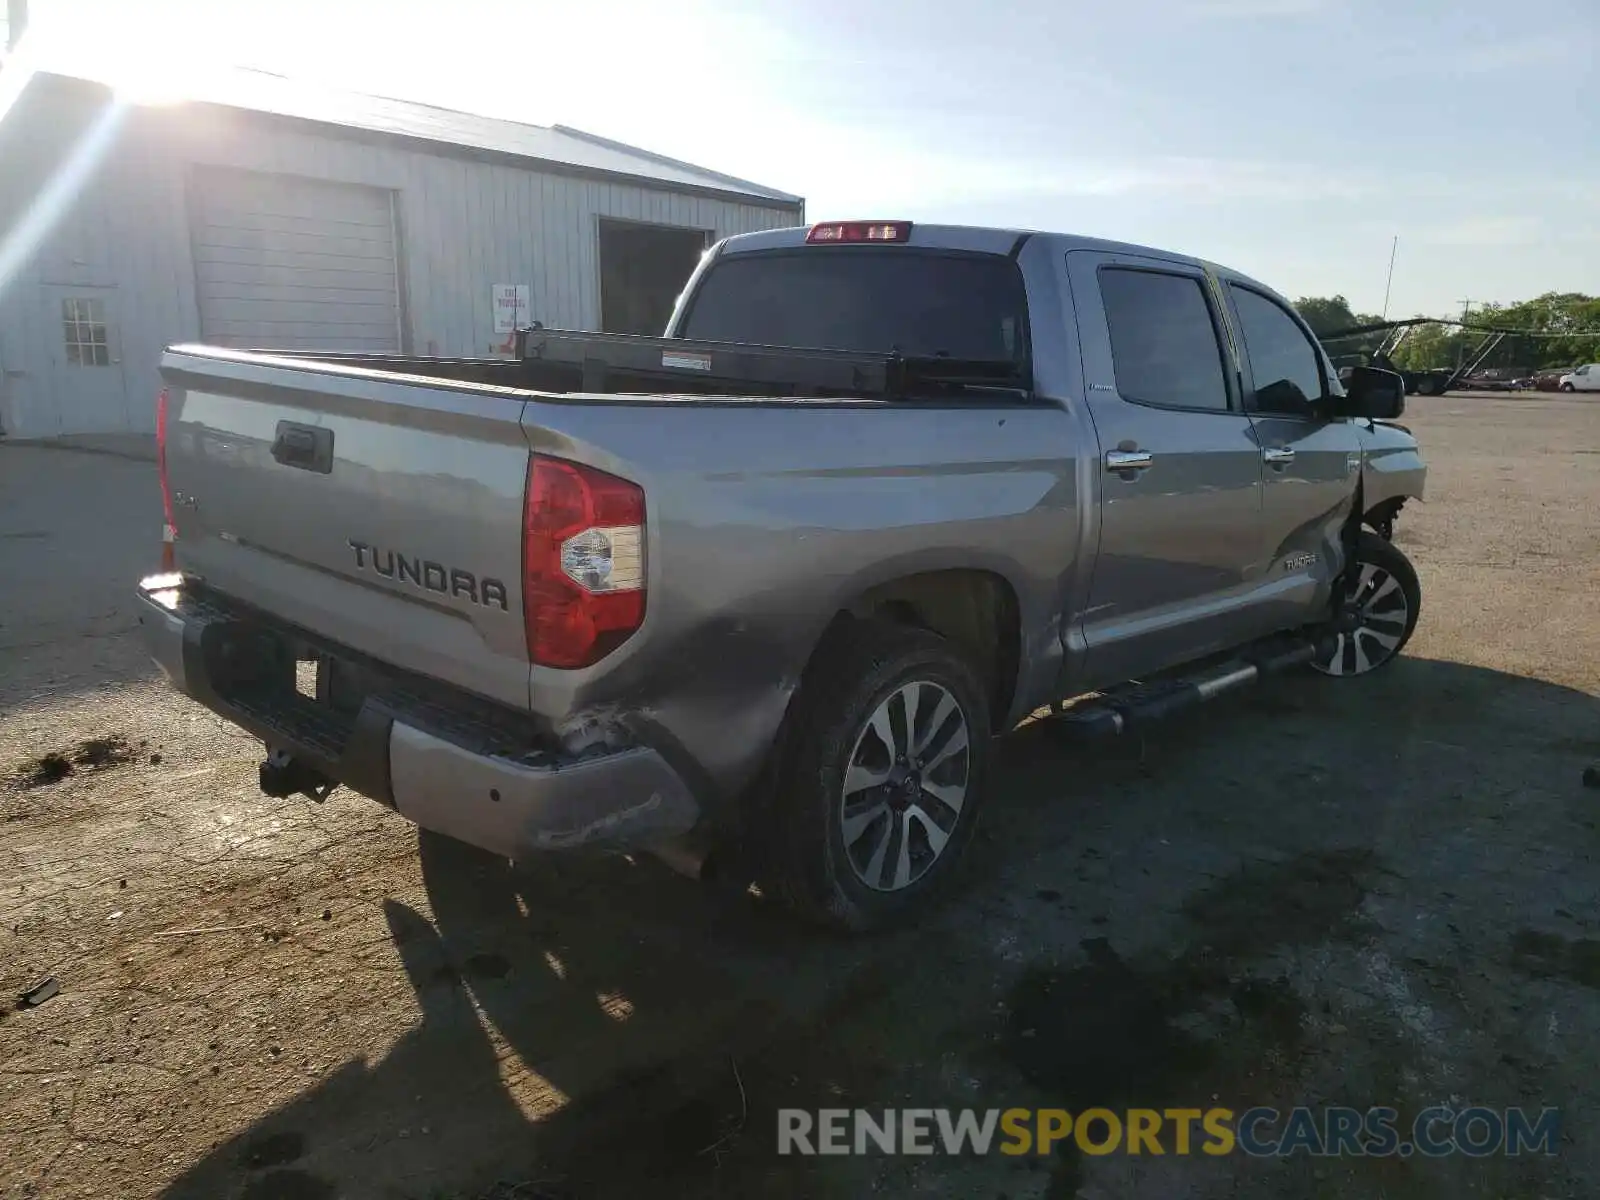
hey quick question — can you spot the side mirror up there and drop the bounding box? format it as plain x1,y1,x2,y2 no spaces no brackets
1334,365,1405,420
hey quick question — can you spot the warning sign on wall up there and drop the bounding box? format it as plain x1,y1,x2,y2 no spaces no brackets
492,284,531,333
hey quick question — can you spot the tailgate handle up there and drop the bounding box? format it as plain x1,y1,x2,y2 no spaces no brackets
271,422,334,474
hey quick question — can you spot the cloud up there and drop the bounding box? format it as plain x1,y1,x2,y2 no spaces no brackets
1365,31,1590,79
1415,216,1544,247
1048,157,1374,201
831,152,1376,206
1178,0,1326,15
784,147,1393,226
1448,33,1584,73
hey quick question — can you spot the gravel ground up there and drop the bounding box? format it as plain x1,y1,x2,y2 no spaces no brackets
2,392,1597,1200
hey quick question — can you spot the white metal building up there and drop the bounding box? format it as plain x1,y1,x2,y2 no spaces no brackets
0,59,803,439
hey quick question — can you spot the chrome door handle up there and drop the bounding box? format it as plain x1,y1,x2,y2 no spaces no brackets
1105,449,1153,472
1263,446,1296,466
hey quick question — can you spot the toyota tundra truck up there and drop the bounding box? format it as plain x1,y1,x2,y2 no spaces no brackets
136,220,1426,930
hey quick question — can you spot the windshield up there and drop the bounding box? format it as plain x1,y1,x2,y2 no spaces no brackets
678,249,1029,369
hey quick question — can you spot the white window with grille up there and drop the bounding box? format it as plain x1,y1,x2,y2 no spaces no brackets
62,297,112,367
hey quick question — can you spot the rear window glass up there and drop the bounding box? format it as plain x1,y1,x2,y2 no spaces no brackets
1099,268,1230,411
679,250,1028,366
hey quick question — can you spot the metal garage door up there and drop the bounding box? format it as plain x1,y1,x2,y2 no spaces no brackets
190,168,401,351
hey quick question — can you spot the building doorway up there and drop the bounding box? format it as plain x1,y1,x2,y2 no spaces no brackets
598,218,710,336
40,285,130,435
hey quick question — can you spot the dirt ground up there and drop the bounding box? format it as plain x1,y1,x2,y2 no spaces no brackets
3,393,1598,1200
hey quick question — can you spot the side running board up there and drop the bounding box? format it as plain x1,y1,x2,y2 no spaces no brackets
1050,634,1334,739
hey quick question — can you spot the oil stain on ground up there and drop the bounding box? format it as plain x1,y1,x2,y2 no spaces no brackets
1003,847,1377,1196
12,734,138,789
239,1130,307,1170
236,1169,336,1200
1510,930,1600,989
1181,846,1376,956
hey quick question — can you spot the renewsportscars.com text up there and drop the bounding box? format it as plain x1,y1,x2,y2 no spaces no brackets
777,1106,1560,1158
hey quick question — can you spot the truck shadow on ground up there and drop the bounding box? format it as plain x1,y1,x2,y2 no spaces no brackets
157,655,1600,1200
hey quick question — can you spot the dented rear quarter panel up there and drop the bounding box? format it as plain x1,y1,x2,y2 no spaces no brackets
517,394,1086,810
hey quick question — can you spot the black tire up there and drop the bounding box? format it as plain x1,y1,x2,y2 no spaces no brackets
1560,383,1576,393
759,618,992,932
1415,376,1441,396
1311,531,1421,677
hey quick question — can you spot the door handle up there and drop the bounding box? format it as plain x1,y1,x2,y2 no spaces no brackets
271,421,334,474
1263,446,1296,467
1105,448,1153,472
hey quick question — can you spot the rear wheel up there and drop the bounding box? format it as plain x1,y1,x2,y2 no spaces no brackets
762,619,991,932
1311,531,1421,677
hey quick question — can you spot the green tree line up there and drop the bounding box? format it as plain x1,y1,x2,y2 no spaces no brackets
1294,293,1600,373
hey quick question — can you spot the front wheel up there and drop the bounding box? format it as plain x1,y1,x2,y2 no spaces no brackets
762,619,992,932
1560,383,1576,393
1311,531,1421,677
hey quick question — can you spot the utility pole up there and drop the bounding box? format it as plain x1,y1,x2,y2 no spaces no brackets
1455,300,1473,371
1381,236,1398,320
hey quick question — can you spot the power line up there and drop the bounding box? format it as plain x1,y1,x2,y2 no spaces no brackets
1320,316,1600,342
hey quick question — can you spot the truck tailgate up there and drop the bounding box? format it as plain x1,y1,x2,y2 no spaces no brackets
159,347,532,710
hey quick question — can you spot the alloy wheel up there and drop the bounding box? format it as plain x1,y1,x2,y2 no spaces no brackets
1312,561,1412,676
839,680,971,892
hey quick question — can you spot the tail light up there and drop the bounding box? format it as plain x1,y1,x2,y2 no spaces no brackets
156,388,176,571
805,220,911,244
522,455,646,668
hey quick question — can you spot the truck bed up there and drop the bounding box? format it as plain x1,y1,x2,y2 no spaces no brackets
257,325,1031,403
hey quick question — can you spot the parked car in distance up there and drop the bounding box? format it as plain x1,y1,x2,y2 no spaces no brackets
1560,364,1600,392
136,220,1427,931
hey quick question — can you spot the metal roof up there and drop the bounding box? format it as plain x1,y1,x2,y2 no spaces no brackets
20,56,804,208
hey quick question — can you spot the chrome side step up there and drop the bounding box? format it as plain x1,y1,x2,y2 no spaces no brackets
1050,635,1331,739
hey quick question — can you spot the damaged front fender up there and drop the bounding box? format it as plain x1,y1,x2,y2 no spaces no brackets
1360,421,1426,518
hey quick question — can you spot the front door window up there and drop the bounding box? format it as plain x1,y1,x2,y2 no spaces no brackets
1229,286,1325,414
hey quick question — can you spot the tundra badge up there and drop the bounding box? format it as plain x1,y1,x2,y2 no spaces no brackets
347,540,508,610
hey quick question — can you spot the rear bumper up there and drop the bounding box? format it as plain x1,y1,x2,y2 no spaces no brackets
134,574,699,858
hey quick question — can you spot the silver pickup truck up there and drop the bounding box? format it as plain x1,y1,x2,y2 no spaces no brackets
137,220,1425,930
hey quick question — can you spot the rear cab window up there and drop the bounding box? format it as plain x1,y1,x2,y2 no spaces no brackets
1098,268,1232,412
677,249,1031,381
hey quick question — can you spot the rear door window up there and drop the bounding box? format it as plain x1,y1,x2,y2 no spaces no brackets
1099,268,1231,412
679,249,1029,368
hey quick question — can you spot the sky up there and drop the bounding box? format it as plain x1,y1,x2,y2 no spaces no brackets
4,0,1597,316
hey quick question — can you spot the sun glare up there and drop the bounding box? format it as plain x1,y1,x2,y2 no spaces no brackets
15,3,231,107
